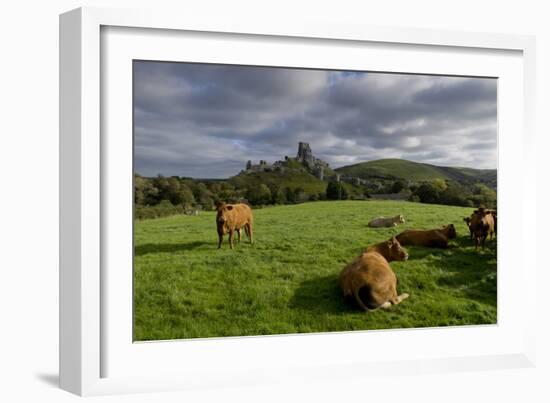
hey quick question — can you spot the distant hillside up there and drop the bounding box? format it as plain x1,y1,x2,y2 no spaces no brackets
229,169,327,194
335,158,496,186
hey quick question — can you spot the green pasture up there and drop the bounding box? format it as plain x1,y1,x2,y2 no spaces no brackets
134,200,497,341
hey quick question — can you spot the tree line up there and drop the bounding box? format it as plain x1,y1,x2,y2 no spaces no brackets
406,178,496,208
134,174,496,220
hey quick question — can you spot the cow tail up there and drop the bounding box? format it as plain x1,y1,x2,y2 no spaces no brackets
353,286,381,312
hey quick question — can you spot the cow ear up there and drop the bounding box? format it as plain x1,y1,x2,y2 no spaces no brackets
226,205,234,211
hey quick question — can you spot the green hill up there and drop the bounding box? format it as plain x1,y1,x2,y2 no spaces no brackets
229,169,327,194
335,158,496,185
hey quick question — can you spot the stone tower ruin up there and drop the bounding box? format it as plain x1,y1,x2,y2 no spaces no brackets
297,142,314,165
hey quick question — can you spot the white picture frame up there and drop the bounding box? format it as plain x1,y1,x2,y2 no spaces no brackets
59,6,537,396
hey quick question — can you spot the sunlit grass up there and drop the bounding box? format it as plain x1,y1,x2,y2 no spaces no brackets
134,200,496,341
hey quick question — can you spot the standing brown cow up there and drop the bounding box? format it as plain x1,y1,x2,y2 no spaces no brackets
339,237,409,311
463,216,473,240
215,202,254,249
470,208,495,249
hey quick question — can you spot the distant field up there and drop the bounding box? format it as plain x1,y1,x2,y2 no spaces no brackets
134,200,497,341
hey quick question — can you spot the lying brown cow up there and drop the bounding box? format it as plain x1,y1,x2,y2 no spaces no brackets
215,202,254,249
339,237,409,311
396,224,457,248
368,214,405,228
470,208,495,249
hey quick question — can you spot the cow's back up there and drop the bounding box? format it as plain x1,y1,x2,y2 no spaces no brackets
339,252,393,295
396,229,448,247
230,203,253,227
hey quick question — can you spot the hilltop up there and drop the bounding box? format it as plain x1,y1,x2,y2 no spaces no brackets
230,142,335,195
335,158,496,187
227,147,496,203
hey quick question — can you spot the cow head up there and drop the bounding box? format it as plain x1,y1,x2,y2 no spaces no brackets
397,214,405,224
215,202,234,224
386,237,409,262
463,217,471,226
444,224,457,239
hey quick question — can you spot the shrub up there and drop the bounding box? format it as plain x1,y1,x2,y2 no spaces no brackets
414,182,440,204
326,181,348,200
246,184,272,205
135,200,186,220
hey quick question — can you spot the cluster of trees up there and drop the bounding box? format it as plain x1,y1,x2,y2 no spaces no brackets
134,174,496,220
134,174,365,219
407,178,496,208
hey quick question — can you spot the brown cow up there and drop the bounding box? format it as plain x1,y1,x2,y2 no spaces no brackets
339,237,409,311
463,216,473,240
490,210,497,235
215,202,254,249
395,224,457,248
470,208,495,249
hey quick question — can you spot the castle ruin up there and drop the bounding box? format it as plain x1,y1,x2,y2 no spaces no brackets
243,142,329,180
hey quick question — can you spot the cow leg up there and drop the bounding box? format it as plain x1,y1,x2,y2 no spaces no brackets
217,234,223,249
391,293,409,305
236,228,241,242
228,229,234,249
247,223,253,244
389,283,409,306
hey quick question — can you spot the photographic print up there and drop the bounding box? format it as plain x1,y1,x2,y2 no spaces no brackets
133,61,497,341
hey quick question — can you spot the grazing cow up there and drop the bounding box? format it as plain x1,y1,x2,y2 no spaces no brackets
470,208,495,249
368,214,406,228
339,237,409,311
215,202,254,249
396,224,457,248
463,216,473,240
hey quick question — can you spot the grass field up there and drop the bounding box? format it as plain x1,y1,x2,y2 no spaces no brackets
134,200,497,341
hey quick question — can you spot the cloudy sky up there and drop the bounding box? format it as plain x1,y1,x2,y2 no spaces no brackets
134,61,497,178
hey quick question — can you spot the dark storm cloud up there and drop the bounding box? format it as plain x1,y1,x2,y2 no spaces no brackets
134,61,497,178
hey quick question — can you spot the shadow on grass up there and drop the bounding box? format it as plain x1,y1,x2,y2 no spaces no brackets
135,241,211,256
406,235,497,306
289,274,355,314
290,235,497,314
